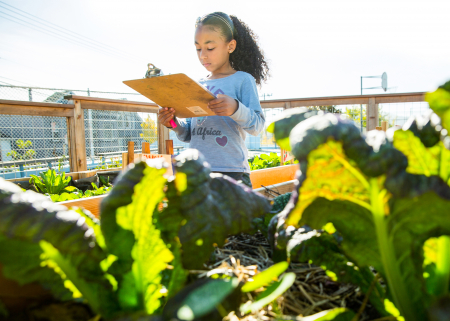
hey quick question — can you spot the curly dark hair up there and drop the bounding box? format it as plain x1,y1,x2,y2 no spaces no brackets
196,12,269,85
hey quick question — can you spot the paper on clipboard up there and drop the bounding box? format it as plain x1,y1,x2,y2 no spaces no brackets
123,73,217,118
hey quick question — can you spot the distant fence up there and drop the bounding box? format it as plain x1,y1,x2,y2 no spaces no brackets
0,84,428,179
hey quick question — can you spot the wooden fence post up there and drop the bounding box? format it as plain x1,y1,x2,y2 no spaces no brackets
158,120,170,154
142,142,151,154
366,98,378,132
73,100,87,171
165,140,174,155
122,152,128,170
128,141,134,164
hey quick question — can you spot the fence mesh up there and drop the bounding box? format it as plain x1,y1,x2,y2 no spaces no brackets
0,114,69,179
379,102,431,128
85,110,159,170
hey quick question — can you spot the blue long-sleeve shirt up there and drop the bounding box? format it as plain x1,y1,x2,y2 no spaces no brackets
171,71,265,173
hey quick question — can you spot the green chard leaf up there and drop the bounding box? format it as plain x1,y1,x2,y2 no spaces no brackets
301,308,356,321
270,113,450,321
240,272,295,314
241,261,289,292
426,80,450,132
267,107,318,151
100,162,147,273
391,114,450,185
100,150,271,312
100,160,176,314
391,115,450,299
160,149,272,270
0,178,119,318
176,278,239,320
162,277,241,321
0,299,7,317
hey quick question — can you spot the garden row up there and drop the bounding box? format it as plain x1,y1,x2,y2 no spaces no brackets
5,144,297,218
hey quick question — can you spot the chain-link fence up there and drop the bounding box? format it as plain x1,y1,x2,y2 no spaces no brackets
0,85,158,177
0,114,69,179
84,110,160,170
379,102,431,128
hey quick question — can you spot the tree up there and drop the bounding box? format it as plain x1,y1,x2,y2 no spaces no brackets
343,105,393,129
6,139,36,160
308,105,342,114
140,116,157,145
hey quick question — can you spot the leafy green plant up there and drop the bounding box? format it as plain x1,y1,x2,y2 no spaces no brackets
268,98,450,321
6,139,36,160
0,149,271,319
426,80,450,133
29,169,72,194
253,192,292,238
84,182,111,197
162,261,297,320
0,183,118,318
57,155,67,172
48,183,111,202
110,157,122,168
249,152,281,170
95,157,122,170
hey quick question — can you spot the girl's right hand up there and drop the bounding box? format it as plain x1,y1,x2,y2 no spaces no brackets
158,107,176,127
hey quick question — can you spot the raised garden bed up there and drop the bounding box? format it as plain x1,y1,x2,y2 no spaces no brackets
6,168,120,210
55,164,298,216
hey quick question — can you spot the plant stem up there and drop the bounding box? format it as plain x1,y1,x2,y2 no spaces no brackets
370,179,417,321
435,235,450,295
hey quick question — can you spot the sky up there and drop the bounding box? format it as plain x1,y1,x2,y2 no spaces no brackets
0,0,450,100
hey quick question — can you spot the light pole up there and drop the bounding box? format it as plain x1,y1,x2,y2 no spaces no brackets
360,72,387,131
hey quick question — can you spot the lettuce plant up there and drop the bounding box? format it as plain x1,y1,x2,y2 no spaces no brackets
268,106,450,321
249,152,281,170
29,169,72,194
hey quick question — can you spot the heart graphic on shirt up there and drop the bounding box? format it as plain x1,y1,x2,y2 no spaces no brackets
215,135,228,147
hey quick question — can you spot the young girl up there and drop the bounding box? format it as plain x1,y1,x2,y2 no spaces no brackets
158,12,269,185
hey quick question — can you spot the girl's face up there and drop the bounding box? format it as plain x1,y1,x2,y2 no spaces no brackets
195,25,236,75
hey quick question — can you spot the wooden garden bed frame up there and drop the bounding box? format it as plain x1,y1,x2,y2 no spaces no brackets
57,163,299,217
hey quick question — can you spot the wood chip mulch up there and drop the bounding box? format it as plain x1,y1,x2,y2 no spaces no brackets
190,233,383,321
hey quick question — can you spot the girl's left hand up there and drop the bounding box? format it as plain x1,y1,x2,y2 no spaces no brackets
208,94,238,116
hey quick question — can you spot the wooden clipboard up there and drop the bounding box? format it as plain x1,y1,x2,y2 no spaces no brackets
123,73,217,118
